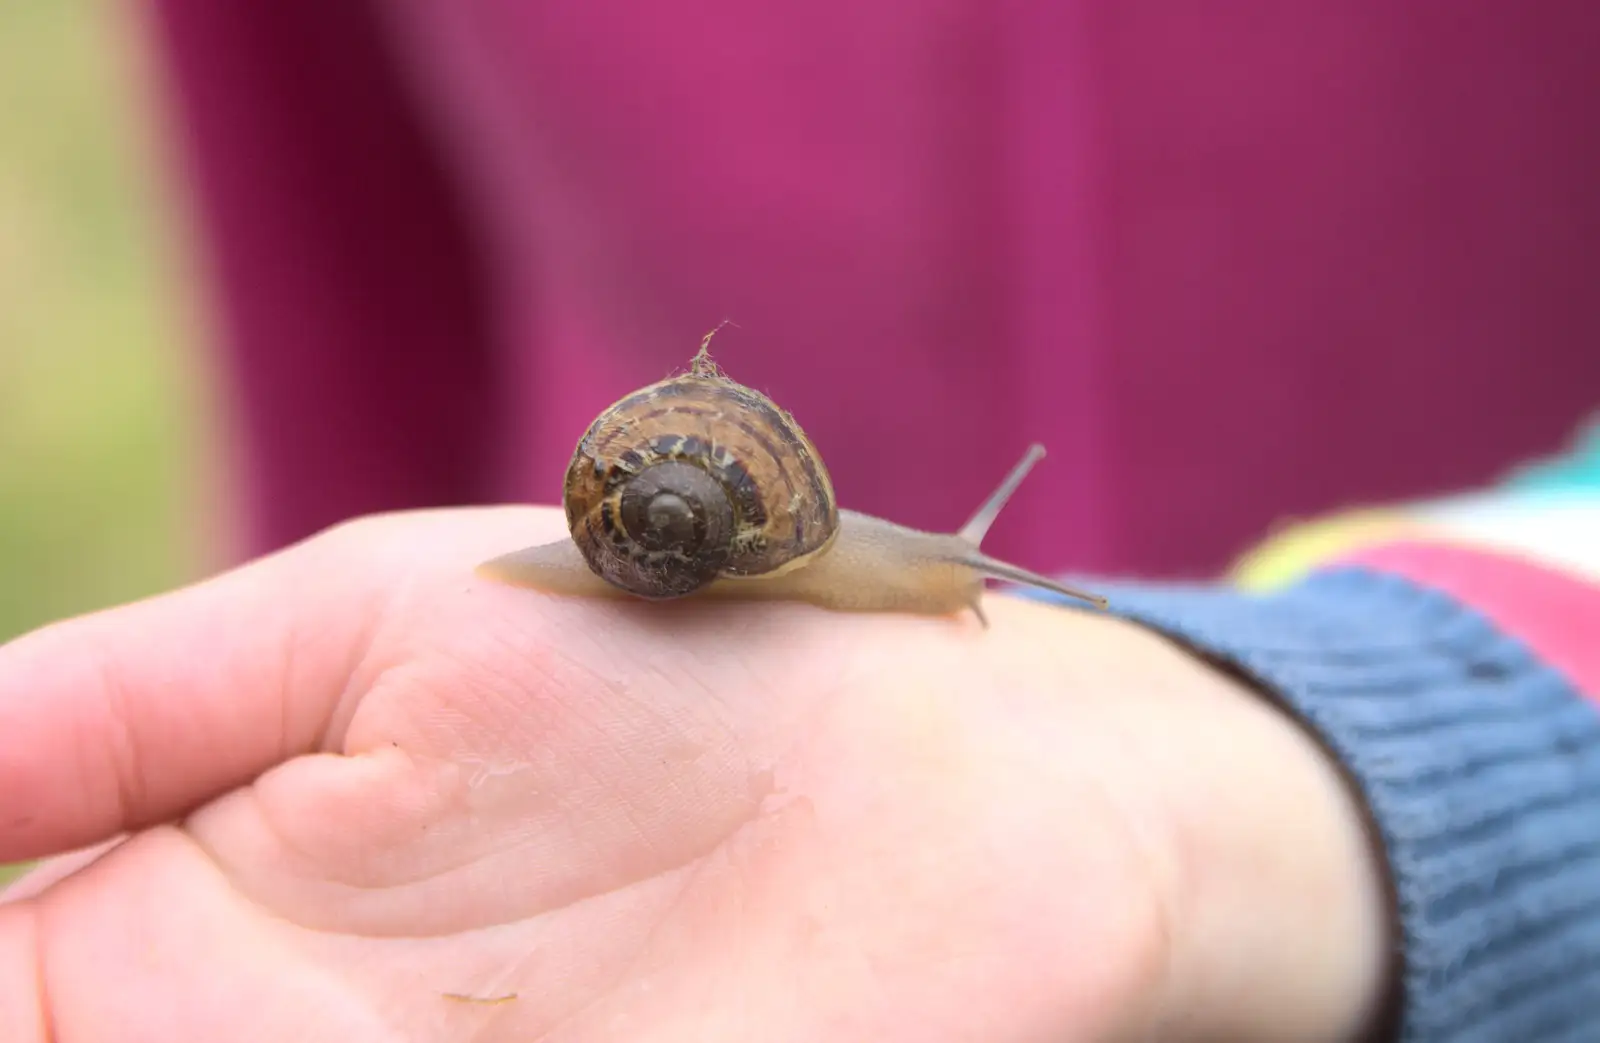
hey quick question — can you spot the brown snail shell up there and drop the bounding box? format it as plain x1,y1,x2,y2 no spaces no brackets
562,351,837,599
477,329,1109,624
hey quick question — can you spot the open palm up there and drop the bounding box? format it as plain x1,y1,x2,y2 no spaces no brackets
0,508,1381,1042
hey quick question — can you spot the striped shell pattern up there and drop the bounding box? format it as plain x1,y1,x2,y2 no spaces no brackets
561,364,838,599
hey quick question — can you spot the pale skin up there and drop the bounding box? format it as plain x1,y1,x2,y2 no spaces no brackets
0,507,1392,1042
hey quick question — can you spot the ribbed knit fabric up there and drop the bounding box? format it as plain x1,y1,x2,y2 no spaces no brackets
1025,567,1600,1042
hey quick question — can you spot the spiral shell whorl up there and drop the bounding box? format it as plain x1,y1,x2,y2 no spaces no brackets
562,370,838,599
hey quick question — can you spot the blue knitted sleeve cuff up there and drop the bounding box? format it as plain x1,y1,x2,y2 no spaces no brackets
1026,566,1600,1042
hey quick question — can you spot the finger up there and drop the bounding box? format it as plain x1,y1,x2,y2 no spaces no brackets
0,506,565,862
0,536,356,861
0,901,44,1043
0,838,127,904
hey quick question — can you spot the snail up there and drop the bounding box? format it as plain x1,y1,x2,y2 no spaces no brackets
476,330,1108,625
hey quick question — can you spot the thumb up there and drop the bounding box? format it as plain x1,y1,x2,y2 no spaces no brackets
0,507,558,862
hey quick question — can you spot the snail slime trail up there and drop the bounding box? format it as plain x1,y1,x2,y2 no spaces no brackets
476,334,1109,624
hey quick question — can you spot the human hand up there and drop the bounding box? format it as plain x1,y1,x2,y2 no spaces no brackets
0,508,1392,1041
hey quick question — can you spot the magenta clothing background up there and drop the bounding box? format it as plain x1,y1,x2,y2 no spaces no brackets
142,1,1600,578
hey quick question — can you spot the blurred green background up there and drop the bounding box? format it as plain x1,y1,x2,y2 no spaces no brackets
1,2,216,883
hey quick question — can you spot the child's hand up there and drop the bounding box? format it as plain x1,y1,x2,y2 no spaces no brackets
0,507,1390,1042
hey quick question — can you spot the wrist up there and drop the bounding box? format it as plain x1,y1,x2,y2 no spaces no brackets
1020,565,1600,1041
1025,605,1394,1040
1153,640,1393,1040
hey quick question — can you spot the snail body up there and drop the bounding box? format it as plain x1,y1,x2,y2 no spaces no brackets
477,335,1107,623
